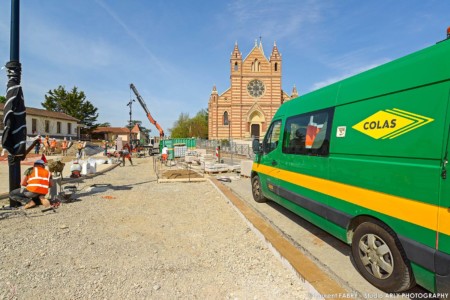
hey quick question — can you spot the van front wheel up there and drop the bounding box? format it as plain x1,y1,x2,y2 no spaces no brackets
251,175,267,203
351,221,414,293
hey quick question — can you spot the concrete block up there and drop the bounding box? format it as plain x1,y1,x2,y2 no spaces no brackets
240,160,253,177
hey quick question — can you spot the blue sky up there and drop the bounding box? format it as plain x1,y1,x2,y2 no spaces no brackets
0,0,448,135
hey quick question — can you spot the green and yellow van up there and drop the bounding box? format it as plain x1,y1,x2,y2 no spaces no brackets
251,35,450,294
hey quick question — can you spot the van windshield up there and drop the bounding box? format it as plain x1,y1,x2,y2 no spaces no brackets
262,120,282,154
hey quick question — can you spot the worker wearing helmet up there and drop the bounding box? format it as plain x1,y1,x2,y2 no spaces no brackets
9,159,53,209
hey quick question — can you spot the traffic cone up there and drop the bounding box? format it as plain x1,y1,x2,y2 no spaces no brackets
41,154,47,163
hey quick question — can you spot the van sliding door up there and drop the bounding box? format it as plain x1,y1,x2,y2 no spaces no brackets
275,108,334,224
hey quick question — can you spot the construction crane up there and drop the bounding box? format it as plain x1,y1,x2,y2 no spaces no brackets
130,83,164,138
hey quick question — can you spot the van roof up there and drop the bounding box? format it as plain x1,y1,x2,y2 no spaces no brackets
277,39,450,118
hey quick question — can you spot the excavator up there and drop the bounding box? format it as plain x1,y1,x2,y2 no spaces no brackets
130,83,164,155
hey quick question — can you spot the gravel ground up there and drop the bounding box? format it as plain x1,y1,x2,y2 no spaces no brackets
0,157,308,299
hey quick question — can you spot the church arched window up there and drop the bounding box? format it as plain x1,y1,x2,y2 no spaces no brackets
251,59,260,72
234,62,238,71
274,62,278,71
223,111,229,125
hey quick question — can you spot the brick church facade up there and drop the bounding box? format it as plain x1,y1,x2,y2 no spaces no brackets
208,40,298,140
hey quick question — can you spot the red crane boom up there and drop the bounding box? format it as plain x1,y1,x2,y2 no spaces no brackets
130,83,164,137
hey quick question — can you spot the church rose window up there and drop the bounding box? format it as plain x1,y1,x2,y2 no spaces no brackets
247,79,265,98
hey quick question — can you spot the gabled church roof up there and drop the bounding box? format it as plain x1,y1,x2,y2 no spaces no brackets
243,39,269,63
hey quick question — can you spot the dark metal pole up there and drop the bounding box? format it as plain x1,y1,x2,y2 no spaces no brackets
127,99,134,147
10,0,20,61
8,0,21,206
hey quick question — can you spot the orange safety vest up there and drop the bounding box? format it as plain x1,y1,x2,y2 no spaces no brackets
62,141,68,149
26,167,51,195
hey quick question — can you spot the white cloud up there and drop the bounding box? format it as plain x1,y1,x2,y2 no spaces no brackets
227,0,329,40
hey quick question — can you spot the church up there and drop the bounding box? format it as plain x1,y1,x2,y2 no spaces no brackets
208,40,298,140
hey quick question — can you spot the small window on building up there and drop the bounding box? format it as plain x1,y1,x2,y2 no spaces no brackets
251,59,260,72
234,62,238,71
57,121,61,134
223,111,229,125
45,120,50,133
32,118,37,134
274,62,278,71
282,108,334,156
68,123,72,135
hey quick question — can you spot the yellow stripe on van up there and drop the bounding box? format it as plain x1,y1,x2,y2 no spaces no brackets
253,163,449,236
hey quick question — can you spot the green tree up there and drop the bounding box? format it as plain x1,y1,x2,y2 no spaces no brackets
97,122,111,127
42,85,99,128
190,109,208,138
0,95,6,103
170,113,191,138
170,109,208,138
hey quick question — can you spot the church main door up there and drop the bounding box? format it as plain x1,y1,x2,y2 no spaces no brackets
251,124,260,138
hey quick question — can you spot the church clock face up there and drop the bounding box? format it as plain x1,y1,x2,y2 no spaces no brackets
247,79,265,98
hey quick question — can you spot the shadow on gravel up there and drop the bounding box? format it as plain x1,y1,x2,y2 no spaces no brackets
75,184,131,198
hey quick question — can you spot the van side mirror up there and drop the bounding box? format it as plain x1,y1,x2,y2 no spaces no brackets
252,139,261,153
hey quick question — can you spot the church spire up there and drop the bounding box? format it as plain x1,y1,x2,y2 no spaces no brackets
230,41,242,60
211,85,218,95
270,41,281,60
291,85,298,98
209,84,218,103
230,41,242,74
270,41,281,73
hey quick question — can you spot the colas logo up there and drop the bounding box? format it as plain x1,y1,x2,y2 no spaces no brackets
352,108,434,139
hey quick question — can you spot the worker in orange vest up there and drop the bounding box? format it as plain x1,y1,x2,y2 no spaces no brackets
9,159,52,209
61,137,68,156
50,138,57,154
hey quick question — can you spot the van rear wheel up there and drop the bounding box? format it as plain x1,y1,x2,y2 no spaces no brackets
251,175,267,203
351,221,414,293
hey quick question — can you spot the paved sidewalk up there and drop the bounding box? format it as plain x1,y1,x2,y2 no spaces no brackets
215,173,429,299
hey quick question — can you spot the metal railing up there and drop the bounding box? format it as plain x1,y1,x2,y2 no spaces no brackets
195,139,255,160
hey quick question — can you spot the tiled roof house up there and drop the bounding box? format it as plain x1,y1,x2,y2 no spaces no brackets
91,124,142,142
0,103,80,139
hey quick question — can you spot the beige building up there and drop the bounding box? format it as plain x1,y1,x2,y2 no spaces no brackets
0,103,80,139
208,40,298,140
91,124,144,143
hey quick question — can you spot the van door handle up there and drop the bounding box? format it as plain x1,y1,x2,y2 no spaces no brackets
272,160,277,166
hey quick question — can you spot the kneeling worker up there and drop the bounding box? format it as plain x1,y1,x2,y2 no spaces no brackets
9,159,52,209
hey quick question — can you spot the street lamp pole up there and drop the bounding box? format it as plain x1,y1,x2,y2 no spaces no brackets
127,98,135,146
6,0,23,207
229,121,233,165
